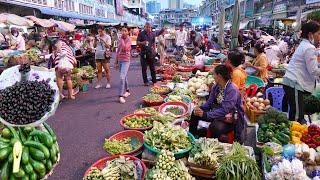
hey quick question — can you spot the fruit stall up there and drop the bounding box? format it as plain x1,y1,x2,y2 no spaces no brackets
0,64,60,179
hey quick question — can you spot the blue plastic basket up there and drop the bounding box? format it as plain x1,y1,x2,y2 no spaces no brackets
245,75,265,88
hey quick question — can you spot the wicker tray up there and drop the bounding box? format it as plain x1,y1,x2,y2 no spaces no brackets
245,104,266,123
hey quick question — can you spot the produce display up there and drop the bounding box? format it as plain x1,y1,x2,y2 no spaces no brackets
142,94,163,102
0,78,55,125
0,123,59,180
146,150,193,180
123,115,153,129
148,114,176,124
103,138,135,155
257,108,291,144
144,122,192,153
134,107,159,116
187,77,210,94
188,138,224,170
164,106,184,116
150,87,171,94
246,96,271,111
172,74,182,83
25,49,41,64
73,66,96,80
84,156,143,180
169,88,195,100
216,143,261,180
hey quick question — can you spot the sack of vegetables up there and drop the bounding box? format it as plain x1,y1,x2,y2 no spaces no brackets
0,122,60,180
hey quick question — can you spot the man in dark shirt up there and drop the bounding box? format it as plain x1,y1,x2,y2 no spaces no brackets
137,22,157,86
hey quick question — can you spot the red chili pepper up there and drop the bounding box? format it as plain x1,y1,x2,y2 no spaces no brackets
308,125,320,136
301,134,312,143
312,135,320,146
307,143,317,149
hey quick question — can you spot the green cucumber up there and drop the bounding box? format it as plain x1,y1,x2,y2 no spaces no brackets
24,141,50,159
1,161,10,180
7,127,18,139
29,173,37,180
18,128,27,142
37,170,46,179
0,147,12,161
29,130,53,148
43,123,57,142
8,152,13,164
29,147,45,161
21,175,29,180
21,148,29,165
23,163,33,174
13,168,25,178
45,160,53,172
29,157,46,174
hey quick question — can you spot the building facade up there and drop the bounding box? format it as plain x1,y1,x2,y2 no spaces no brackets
146,0,161,15
169,0,184,10
123,0,146,17
0,0,146,25
159,8,197,27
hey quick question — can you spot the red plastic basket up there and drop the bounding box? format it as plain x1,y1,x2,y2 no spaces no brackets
120,114,153,131
159,101,189,118
134,106,160,115
84,155,147,179
106,130,144,155
142,95,166,107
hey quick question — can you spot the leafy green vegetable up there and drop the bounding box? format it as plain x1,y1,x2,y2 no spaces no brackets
103,138,136,155
257,108,288,125
216,143,261,180
144,122,192,153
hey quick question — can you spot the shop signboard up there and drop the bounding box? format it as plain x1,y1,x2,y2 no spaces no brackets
273,3,287,13
115,0,124,16
306,0,320,4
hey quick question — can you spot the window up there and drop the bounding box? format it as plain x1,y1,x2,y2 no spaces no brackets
54,0,63,9
96,9,105,17
64,0,75,11
79,3,93,15
107,0,113,5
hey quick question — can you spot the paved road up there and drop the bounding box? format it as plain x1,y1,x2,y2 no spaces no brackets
47,59,149,180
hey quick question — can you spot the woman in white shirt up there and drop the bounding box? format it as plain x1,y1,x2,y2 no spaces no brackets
283,21,320,124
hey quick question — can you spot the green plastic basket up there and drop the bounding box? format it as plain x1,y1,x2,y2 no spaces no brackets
245,75,265,88
143,132,195,159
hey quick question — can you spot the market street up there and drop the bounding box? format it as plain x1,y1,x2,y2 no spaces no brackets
46,58,148,180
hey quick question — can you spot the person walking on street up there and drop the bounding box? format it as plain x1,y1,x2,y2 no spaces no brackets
137,22,158,86
95,26,112,89
157,29,166,65
175,24,188,53
115,27,132,104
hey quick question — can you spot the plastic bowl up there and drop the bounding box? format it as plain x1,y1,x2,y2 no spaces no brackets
83,155,147,179
134,107,160,115
106,130,144,156
120,114,153,131
159,101,189,118
142,95,165,106
144,132,195,159
149,86,171,95
164,95,192,104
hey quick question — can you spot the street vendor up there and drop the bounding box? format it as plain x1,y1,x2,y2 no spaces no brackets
244,41,268,81
283,21,320,124
189,64,245,143
9,28,25,51
226,49,247,93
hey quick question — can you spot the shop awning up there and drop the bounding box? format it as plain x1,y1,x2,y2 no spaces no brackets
50,19,75,32
25,16,55,28
0,0,116,23
0,13,34,27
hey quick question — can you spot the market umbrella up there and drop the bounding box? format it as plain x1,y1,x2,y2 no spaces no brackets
294,7,302,32
50,19,75,32
230,0,240,50
218,7,225,48
0,13,34,27
25,16,55,28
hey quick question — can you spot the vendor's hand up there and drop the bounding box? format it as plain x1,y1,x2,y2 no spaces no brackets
194,107,204,117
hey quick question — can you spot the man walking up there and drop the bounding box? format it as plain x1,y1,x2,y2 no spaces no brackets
137,22,157,86
175,24,188,53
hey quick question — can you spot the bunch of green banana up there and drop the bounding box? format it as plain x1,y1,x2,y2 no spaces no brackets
0,122,59,180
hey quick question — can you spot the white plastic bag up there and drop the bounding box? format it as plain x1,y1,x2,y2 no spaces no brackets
195,54,205,67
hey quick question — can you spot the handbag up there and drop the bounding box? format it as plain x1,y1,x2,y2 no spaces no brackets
105,48,111,59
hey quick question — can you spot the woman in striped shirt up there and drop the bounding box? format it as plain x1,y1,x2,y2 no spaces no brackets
52,39,77,100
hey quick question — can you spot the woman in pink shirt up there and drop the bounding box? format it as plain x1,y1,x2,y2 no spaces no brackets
115,27,132,104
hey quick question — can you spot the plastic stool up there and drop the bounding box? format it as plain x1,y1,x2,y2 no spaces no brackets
265,87,285,111
206,129,235,144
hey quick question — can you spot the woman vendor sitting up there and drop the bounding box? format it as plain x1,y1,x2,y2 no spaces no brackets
189,65,245,143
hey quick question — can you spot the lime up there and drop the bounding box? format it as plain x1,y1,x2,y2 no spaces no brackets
1,128,11,139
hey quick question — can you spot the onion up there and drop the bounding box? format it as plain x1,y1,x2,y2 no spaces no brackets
263,99,270,105
253,102,260,108
251,97,257,102
246,97,251,102
258,106,264,110
258,98,264,103
260,103,265,108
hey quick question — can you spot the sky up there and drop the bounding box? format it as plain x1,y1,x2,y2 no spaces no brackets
154,0,200,9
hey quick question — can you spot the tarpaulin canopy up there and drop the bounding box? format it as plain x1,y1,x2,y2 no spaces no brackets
0,13,34,27
50,19,75,32
25,16,55,28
